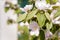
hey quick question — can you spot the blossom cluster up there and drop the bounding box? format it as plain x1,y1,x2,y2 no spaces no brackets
5,0,60,40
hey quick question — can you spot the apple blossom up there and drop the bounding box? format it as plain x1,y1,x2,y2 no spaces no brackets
30,29,39,36
20,5,33,13
35,0,50,10
45,30,53,40
29,21,39,36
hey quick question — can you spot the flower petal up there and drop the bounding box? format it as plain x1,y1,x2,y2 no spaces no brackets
20,22,25,26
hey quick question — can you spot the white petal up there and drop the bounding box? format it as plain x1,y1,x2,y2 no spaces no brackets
50,10,57,19
20,5,33,13
30,31,35,36
35,0,50,10
56,2,60,6
25,21,29,26
30,29,39,36
35,0,43,10
52,16,60,24
34,29,39,36
20,8,25,12
20,22,25,26
45,30,53,39
54,16,60,21
30,28,39,36
46,4,50,8
48,6,53,10
53,16,60,24
24,5,33,11
52,20,60,24
25,21,29,29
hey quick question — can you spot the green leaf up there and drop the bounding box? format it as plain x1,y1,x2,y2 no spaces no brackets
39,30,45,40
26,9,38,21
17,13,27,22
46,0,50,3
50,24,60,34
46,22,52,30
45,12,50,21
14,9,21,14
51,0,58,4
54,8,60,18
5,7,9,13
37,13,46,27
46,0,58,4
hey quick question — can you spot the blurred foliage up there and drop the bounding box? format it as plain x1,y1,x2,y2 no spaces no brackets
46,0,58,4
18,25,29,40
39,30,45,40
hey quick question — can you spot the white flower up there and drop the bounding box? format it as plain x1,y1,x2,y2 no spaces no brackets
50,10,60,24
52,16,60,24
52,20,60,24
54,16,60,21
20,22,25,26
45,30,53,40
20,21,29,27
30,29,39,36
50,10,57,20
25,21,29,26
56,2,60,6
20,5,33,13
24,5,33,10
35,0,50,10
25,21,29,28
29,21,39,36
